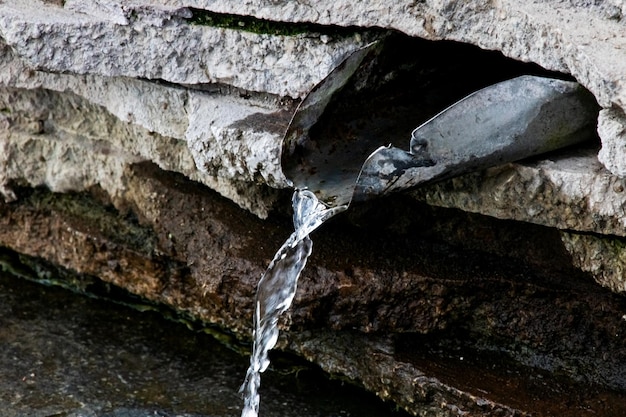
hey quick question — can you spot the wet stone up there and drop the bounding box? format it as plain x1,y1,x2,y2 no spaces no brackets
2,165,626,416
0,268,408,417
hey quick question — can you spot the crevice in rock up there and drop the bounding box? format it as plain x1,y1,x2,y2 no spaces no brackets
186,7,384,38
143,76,300,111
0,245,150,307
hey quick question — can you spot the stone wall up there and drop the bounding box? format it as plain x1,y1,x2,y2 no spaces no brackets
1,1,626,416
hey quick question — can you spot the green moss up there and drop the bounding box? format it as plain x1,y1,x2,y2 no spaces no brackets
187,8,359,37
188,9,309,35
42,0,65,6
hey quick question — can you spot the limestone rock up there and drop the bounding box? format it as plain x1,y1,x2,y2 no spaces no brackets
145,0,626,176
562,231,626,294
0,80,285,217
150,0,625,105
0,0,375,99
1,0,625,218
0,38,293,216
410,147,626,237
598,107,626,177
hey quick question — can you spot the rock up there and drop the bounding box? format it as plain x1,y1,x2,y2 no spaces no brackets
158,0,626,176
154,1,626,104
598,107,626,177
1,0,626,415
0,39,291,216
410,146,626,236
407,146,626,293
562,231,626,294
0,0,376,99
2,167,626,416
0,83,286,217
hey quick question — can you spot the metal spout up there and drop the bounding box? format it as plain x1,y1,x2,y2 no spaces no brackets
352,75,598,203
282,41,599,208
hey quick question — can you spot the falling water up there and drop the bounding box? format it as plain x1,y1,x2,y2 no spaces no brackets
240,189,347,417
238,75,597,416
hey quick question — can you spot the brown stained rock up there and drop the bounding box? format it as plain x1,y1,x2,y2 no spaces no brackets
1,162,626,415
0,189,167,299
122,162,282,334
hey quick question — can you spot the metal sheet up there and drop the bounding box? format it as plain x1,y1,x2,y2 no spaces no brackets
281,42,598,208
352,75,598,203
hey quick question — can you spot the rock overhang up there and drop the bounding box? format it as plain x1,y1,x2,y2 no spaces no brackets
0,0,624,218
0,0,625,283
0,1,619,212
0,1,620,185
169,0,626,183
1,2,626,415
1,0,379,99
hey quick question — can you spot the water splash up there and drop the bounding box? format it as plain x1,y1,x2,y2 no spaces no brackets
240,189,346,417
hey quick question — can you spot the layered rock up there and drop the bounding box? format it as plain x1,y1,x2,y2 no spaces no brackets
140,0,626,176
3,167,626,416
1,1,626,416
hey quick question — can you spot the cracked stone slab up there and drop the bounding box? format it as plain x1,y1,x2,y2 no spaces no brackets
0,39,191,141
184,89,293,188
0,38,294,216
0,0,376,99
146,0,625,105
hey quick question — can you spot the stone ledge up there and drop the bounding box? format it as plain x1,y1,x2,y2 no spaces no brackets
410,146,626,237
0,0,376,99
0,32,310,193
119,0,626,176
1,163,626,415
146,0,625,107
408,146,626,293
0,83,280,217
1,1,624,216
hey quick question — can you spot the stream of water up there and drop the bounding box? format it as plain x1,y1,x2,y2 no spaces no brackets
240,189,347,417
